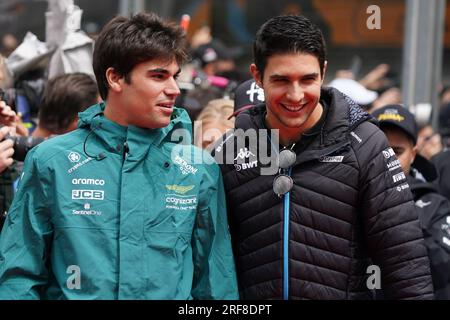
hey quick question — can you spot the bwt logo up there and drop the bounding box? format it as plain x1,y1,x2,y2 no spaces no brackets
72,190,104,200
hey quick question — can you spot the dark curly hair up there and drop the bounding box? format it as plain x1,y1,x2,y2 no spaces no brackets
253,15,327,78
93,12,188,100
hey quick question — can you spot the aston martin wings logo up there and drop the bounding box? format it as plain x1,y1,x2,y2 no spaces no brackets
165,185,195,194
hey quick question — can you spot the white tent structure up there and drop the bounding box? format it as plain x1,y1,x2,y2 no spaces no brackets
5,0,94,81
46,0,94,78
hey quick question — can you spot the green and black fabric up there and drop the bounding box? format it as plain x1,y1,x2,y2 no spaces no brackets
0,164,19,232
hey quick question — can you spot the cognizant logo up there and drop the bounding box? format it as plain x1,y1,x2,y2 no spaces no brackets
166,196,197,206
72,178,105,186
165,194,198,211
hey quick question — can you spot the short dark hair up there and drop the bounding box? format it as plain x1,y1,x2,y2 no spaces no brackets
39,73,98,134
253,15,327,78
93,12,188,100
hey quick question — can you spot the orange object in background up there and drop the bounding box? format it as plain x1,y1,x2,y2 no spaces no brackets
180,14,191,32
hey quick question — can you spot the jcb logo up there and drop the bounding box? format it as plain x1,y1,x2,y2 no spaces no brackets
72,190,104,200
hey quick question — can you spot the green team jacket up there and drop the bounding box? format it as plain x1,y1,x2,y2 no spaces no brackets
0,103,239,300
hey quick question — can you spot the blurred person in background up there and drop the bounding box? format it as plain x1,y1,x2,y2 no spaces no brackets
370,87,402,112
0,55,28,230
0,100,26,232
175,29,243,121
417,124,443,161
373,104,450,299
328,63,401,114
232,79,265,116
431,102,450,200
194,98,234,150
0,34,18,58
327,77,378,110
440,86,450,107
32,72,100,138
178,85,226,121
0,73,99,232
192,39,241,78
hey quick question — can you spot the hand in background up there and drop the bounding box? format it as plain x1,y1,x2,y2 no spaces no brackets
0,100,29,136
0,126,14,173
359,64,390,91
0,100,16,127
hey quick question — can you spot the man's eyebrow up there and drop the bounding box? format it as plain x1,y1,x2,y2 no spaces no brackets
303,72,320,78
148,68,182,76
148,68,169,74
269,74,287,79
269,72,320,79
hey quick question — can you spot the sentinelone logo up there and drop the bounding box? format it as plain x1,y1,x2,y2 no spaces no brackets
72,203,102,216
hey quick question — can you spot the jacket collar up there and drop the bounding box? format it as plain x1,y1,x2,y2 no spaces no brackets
77,102,193,160
234,87,373,163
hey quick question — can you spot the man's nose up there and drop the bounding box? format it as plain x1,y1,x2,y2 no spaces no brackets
165,77,181,97
286,83,304,102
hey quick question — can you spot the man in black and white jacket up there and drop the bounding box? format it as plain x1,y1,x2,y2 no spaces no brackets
213,14,434,300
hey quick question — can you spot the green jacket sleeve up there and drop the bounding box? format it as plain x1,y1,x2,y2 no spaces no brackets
0,148,53,299
191,161,239,300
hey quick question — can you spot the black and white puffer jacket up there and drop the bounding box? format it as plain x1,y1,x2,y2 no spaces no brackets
213,87,434,300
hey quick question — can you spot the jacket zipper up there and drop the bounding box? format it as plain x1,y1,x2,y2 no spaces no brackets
283,167,293,300
117,141,128,298
122,142,129,162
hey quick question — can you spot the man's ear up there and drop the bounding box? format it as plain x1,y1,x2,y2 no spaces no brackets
106,67,124,94
321,60,328,84
411,145,418,164
250,63,263,88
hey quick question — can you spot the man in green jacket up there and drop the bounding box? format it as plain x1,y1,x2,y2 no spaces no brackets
0,12,238,300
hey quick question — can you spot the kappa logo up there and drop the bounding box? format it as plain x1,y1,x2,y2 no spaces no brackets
319,156,344,163
234,148,256,161
165,185,195,195
415,199,432,208
68,152,81,163
383,148,396,159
